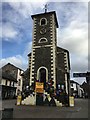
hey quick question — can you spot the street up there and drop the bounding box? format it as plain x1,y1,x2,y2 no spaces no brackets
0,98,88,118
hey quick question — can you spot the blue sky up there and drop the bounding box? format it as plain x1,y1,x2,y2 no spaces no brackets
0,0,89,84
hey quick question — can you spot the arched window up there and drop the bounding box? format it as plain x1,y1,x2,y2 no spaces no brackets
38,38,47,43
37,66,48,83
40,18,47,26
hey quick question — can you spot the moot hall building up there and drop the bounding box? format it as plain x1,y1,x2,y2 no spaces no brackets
22,10,71,106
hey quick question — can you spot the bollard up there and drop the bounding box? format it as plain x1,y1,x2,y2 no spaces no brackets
17,95,22,105
69,96,74,107
2,108,13,119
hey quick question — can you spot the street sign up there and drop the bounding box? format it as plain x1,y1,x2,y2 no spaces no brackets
73,72,90,77
35,82,44,93
73,73,87,77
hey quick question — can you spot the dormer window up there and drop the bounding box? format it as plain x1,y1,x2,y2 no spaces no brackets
39,38,47,43
40,18,47,26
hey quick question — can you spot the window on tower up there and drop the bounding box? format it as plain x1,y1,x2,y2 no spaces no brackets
40,18,47,26
39,38,47,43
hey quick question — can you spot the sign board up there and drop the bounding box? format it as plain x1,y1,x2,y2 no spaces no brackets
35,82,44,93
73,72,90,77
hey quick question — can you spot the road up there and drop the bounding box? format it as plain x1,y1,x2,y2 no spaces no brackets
0,98,88,118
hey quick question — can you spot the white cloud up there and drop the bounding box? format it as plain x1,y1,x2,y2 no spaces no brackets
2,2,49,41
2,23,18,40
0,42,32,70
0,55,27,70
57,2,88,56
58,20,88,57
71,55,88,72
8,3,33,19
56,2,88,84
2,0,90,2
8,1,49,18
2,0,49,3
23,41,32,57
0,25,2,38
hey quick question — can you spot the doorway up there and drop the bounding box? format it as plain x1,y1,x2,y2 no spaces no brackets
39,68,46,87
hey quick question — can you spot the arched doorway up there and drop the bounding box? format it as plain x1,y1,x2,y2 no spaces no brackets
39,68,46,86
37,67,48,88
36,67,48,106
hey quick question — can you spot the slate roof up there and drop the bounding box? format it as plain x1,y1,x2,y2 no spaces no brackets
70,80,80,85
1,63,23,71
2,72,17,82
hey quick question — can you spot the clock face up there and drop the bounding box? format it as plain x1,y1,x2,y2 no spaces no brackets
40,28,46,34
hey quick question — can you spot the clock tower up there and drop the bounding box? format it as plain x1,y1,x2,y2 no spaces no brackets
30,11,58,89
22,10,71,106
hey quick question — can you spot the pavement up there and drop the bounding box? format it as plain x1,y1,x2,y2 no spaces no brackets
0,98,89,118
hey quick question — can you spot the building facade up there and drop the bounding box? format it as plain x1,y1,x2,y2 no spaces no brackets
22,11,71,106
1,63,24,99
81,81,89,98
29,11,70,92
0,72,17,99
70,80,84,98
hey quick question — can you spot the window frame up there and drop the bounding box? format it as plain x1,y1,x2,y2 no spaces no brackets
40,18,47,26
38,37,48,43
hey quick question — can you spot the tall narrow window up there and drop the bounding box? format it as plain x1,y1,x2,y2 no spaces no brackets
40,18,47,26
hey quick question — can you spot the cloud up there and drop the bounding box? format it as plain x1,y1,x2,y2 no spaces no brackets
0,42,32,70
71,55,88,72
8,1,49,17
0,55,27,70
1,1,49,42
2,23,18,40
3,0,48,2
56,2,88,84
57,2,88,59
23,41,32,57
8,2,33,19
2,0,90,2
57,21,88,57
0,25,2,38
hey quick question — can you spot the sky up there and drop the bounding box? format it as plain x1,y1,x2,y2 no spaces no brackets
0,0,89,84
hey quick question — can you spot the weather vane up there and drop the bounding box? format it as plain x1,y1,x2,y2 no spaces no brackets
44,4,48,13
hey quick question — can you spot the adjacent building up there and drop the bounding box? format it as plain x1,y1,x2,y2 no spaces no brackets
0,63,24,99
0,72,17,99
81,81,89,98
70,80,84,98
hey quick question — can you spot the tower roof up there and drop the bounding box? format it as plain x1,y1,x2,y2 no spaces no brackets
31,11,59,28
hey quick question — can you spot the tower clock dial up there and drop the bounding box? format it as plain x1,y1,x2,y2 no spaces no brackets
40,28,46,34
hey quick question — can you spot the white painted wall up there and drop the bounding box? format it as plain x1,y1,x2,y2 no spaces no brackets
70,82,84,98
16,69,23,96
1,79,6,86
73,83,77,91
